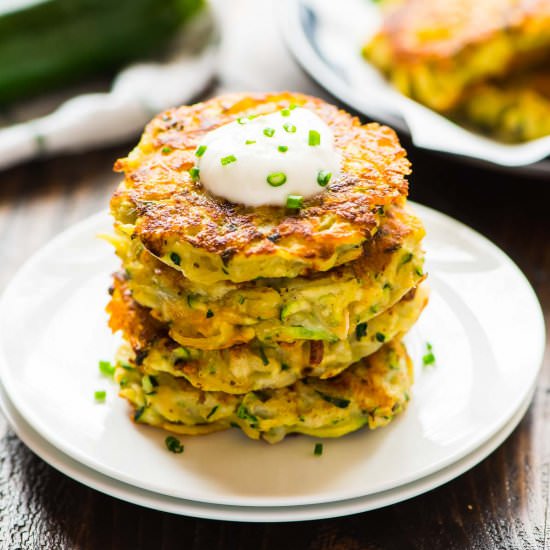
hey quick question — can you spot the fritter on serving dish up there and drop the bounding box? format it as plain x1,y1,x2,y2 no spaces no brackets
114,338,413,444
111,92,411,284
458,70,550,141
363,0,550,141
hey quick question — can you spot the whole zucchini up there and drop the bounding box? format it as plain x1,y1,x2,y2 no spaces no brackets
0,0,203,105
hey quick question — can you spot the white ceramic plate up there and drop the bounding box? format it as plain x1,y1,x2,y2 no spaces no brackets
277,0,550,173
0,204,544,508
0,378,535,522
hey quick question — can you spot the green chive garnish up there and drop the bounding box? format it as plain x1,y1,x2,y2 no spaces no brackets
355,322,367,340
221,155,237,165
314,443,323,456
278,145,288,153
161,146,172,154
286,195,304,209
309,130,321,146
423,342,436,367
281,108,291,117
248,114,258,120
170,252,181,266
267,172,287,186
206,309,214,318
94,390,106,402
263,127,275,137
189,167,200,180
165,436,184,454
283,123,296,133
317,170,332,187
98,360,115,378
237,117,248,125
195,144,207,157
245,140,256,145
375,332,386,343
289,104,297,110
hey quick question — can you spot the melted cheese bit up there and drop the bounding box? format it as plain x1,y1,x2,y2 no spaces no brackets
194,107,340,207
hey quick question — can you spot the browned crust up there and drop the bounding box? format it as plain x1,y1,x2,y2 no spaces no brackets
111,92,410,261
372,0,550,62
107,273,167,352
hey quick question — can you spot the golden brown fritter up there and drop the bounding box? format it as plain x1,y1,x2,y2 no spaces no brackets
108,204,425,350
458,69,550,141
107,273,428,393
364,0,550,111
115,338,413,443
111,92,411,283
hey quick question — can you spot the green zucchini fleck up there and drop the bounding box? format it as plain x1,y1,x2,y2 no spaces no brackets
355,322,368,340
316,391,350,409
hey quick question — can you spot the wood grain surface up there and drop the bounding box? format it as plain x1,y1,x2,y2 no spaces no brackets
0,1,548,544
0,136,548,550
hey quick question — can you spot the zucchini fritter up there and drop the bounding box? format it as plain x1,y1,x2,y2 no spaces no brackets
458,70,550,141
115,339,413,444
109,205,425,350
111,92,410,284
364,0,550,112
107,275,427,393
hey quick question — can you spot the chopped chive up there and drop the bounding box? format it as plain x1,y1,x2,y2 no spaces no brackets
267,172,287,187
423,342,436,367
281,108,291,117
308,130,321,146
221,155,237,166
98,360,115,378
170,252,181,266
281,363,290,371
278,145,288,153
283,123,296,133
355,322,368,340
248,114,259,120
286,195,304,209
134,406,145,421
289,104,297,110
195,144,207,157
375,332,386,343
245,139,256,145
236,117,248,124
415,267,424,277
165,435,184,454
317,170,332,187
314,443,323,456
94,390,106,402
189,167,200,180
206,309,214,318
263,127,275,137
161,146,172,154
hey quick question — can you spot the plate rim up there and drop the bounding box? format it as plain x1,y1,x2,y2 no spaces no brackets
0,204,545,507
0,378,536,522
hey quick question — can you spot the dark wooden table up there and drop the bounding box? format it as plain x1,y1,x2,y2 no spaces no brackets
0,128,548,549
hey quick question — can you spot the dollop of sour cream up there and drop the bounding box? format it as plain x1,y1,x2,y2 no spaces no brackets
194,107,340,207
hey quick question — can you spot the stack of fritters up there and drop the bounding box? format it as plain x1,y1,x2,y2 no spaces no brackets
363,0,550,141
107,92,428,444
